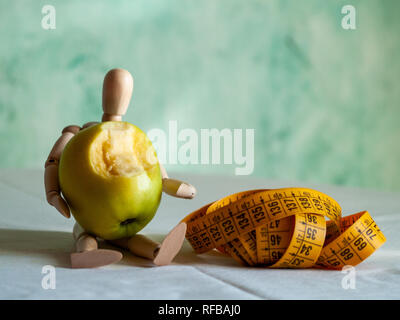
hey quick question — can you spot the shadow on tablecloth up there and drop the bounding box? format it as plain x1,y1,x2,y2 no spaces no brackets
0,229,242,269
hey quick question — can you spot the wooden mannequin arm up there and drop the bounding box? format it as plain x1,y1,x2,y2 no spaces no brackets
44,125,80,218
159,163,196,199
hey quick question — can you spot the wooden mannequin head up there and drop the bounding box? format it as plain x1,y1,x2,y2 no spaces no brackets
102,68,134,122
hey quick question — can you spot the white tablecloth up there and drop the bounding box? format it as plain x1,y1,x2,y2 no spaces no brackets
0,169,399,299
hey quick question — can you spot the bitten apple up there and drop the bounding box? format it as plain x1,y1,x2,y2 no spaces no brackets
59,121,162,240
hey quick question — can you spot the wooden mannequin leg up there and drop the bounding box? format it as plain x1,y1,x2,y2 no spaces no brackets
111,235,160,260
70,223,123,268
154,222,187,266
110,222,187,266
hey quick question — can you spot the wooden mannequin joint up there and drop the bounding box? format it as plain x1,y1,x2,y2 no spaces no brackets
44,158,58,168
102,113,122,122
62,125,81,135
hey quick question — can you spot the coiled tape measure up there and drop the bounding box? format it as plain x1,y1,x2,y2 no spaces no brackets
182,188,386,269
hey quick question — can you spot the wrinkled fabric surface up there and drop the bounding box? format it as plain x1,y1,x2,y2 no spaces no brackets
0,169,399,300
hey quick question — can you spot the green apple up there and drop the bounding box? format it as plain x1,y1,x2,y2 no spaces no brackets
59,121,162,240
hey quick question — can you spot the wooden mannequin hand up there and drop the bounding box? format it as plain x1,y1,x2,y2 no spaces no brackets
162,178,196,199
47,192,71,218
158,163,196,199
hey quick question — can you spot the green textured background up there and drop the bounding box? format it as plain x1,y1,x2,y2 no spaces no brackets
0,0,399,191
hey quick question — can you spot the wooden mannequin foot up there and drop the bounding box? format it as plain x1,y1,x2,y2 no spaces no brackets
153,223,187,266
70,249,123,268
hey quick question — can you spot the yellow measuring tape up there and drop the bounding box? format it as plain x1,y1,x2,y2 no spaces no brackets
182,188,386,269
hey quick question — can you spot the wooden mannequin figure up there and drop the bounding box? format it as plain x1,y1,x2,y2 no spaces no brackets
44,69,196,268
